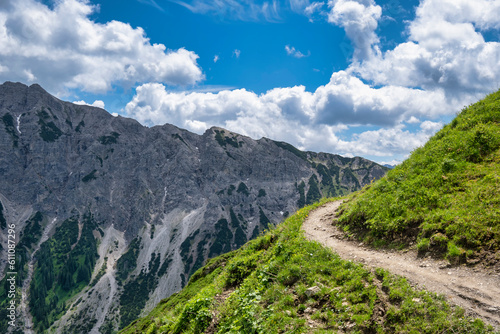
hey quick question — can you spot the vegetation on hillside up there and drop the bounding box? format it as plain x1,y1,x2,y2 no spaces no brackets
0,212,43,332
121,199,494,334
338,90,500,266
32,215,98,333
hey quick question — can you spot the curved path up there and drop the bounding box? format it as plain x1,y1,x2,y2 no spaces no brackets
302,200,500,329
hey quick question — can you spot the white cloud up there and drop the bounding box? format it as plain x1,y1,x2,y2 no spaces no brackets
213,55,219,63
289,0,311,13
420,120,443,134
233,49,241,58
124,74,457,160
337,121,443,157
73,99,105,109
379,159,402,167
349,0,500,98
285,45,310,58
0,0,204,95
169,0,281,22
122,0,500,163
414,0,500,32
23,69,36,82
406,116,420,124
138,0,165,11
327,0,382,61
304,2,326,21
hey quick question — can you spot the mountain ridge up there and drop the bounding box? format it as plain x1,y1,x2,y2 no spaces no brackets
0,81,387,333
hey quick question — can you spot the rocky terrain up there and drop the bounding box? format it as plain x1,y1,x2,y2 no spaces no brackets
0,82,387,333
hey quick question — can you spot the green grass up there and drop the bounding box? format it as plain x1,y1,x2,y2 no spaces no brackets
120,199,495,334
338,90,500,265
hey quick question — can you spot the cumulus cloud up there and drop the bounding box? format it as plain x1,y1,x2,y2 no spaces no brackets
406,116,420,124
122,0,500,162
336,121,443,157
349,0,500,98
124,74,455,159
0,0,204,95
73,99,105,109
122,0,499,162
233,49,241,58
327,0,382,61
213,55,219,63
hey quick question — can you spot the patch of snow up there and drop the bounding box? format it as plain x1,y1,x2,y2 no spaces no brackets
16,114,21,134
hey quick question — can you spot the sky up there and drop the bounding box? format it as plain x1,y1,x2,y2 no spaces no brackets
1,0,500,165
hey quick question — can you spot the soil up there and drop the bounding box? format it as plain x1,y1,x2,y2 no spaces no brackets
302,200,500,330
204,288,235,334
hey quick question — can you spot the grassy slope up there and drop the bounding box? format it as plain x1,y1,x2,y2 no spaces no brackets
338,90,500,266
121,199,494,334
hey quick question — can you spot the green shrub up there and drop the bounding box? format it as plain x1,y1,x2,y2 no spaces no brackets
430,233,448,250
416,238,430,252
237,182,249,196
82,170,97,183
447,241,465,263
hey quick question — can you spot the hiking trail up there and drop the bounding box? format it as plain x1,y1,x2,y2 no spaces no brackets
302,200,500,329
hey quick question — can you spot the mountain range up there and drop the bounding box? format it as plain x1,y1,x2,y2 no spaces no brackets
0,82,387,333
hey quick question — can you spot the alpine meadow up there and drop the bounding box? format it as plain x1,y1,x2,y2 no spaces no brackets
1,0,500,333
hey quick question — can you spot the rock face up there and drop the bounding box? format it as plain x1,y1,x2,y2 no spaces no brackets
0,82,388,333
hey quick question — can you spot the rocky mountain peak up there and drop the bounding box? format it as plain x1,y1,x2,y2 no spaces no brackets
0,82,388,333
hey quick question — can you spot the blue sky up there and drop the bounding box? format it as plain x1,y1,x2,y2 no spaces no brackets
1,0,500,164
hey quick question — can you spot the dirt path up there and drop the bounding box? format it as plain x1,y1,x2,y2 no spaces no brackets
302,200,500,329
